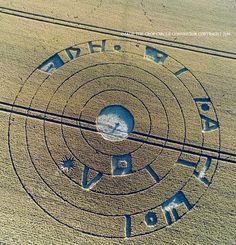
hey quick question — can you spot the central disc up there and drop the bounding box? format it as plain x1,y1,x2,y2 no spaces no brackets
96,105,135,142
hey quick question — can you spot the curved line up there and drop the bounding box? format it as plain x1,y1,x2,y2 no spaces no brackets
7,38,221,238
78,88,153,155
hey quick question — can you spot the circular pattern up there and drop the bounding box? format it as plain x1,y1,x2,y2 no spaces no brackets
201,103,210,111
77,87,152,157
145,212,158,226
96,105,134,141
8,39,220,238
96,104,135,142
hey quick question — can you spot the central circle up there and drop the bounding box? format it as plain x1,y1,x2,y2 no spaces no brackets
96,105,135,142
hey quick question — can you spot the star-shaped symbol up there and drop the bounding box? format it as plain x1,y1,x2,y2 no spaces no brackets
60,156,75,172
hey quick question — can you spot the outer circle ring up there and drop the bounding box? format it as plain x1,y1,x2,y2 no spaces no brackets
8,39,221,238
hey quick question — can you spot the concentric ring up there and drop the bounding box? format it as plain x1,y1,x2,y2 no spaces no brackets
8,39,220,238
